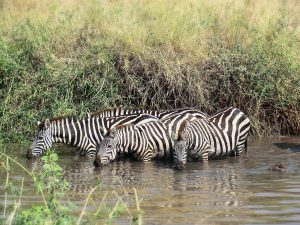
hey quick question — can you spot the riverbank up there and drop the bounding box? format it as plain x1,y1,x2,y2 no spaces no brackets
0,0,299,142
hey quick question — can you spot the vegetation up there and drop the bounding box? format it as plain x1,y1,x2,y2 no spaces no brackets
0,149,143,224
0,0,299,141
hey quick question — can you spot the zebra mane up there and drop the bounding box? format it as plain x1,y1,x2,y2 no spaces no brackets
106,123,133,136
177,115,193,140
177,120,188,140
89,107,122,117
38,116,77,128
208,107,234,119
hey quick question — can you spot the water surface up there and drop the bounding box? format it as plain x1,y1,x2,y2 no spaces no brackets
1,136,300,224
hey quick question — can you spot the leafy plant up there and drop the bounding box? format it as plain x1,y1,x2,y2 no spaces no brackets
0,150,143,224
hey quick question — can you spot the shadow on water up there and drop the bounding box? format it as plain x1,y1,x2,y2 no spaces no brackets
1,136,300,224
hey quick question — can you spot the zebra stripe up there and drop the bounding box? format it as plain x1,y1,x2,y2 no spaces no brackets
88,108,159,118
27,114,159,158
172,107,251,168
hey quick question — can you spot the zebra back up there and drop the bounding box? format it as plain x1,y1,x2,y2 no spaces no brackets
158,108,207,120
88,107,160,118
88,107,207,120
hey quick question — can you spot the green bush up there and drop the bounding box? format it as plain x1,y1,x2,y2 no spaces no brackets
0,0,299,141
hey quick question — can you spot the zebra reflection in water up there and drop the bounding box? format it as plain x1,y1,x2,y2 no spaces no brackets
171,159,247,208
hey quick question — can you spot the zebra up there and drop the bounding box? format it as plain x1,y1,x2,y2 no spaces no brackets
172,107,251,169
94,121,172,167
26,114,159,158
88,107,208,120
94,112,207,167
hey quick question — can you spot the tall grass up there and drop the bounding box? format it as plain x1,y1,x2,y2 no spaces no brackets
0,0,299,141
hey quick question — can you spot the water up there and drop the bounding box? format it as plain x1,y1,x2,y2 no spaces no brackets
1,136,300,224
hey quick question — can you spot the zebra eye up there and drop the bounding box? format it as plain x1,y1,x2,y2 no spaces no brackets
107,144,112,148
38,137,43,140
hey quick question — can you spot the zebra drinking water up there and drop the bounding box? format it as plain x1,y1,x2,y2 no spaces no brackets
94,111,207,166
94,121,172,166
172,107,251,169
27,107,207,159
27,114,159,158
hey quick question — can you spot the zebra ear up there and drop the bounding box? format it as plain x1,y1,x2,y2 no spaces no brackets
37,121,41,126
86,112,91,118
45,119,51,128
171,131,178,141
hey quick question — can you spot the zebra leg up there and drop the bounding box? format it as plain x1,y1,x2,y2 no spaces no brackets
85,145,97,158
200,144,210,162
137,148,154,162
231,140,247,157
189,144,210,162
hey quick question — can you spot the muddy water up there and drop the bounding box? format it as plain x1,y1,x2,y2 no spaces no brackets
1,136,300,224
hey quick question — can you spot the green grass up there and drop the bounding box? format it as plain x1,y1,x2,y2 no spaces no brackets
0,0,299,141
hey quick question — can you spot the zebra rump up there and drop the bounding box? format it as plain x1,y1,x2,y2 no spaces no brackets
172,107,251,169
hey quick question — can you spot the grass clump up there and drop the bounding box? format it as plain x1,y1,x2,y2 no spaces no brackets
0,0,299,139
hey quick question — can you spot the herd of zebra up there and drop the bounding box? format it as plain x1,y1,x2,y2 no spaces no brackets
27,107,251,169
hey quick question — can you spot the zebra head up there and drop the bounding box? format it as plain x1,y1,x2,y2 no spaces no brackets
172,119,190,170
27,119,53,158
94,127,118,167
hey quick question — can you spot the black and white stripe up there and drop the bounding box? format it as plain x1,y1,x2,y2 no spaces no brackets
27,114,159,158
172,107,250,168
88,108,159,118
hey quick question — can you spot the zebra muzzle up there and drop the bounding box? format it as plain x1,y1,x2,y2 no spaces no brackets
26,149,36,159
175,161,185,170
94,156,105,167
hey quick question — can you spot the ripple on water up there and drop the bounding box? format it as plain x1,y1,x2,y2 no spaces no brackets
1,137,300,224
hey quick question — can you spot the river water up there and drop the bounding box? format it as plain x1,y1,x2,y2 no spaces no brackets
1,136,300,224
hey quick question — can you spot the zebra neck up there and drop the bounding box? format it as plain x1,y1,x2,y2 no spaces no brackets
117,128,139,154
50,118,77,144
186,129,193,148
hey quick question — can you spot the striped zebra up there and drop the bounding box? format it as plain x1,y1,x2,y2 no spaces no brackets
94,121,172,166
27,114,159,158
88,107,207,120
172,107,251,169
94,112,207,166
